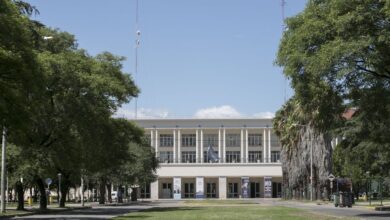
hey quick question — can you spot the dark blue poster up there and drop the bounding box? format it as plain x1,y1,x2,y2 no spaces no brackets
241,177,250,198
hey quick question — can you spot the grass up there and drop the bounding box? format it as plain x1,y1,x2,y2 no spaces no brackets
115,200,349,220
0,209,32,217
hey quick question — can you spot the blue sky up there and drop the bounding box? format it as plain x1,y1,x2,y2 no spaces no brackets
27,0,307,118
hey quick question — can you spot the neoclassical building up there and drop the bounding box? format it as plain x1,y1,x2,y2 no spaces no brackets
132,118,282,199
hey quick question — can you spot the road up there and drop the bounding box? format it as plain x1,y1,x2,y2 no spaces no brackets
11,199,390,219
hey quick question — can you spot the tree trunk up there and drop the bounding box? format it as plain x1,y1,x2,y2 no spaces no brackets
36,177,47,210
59,175,70,208
15,181,24,210
118,185,123,203
98,179,106,204
131,187,137,201
106,183,112,203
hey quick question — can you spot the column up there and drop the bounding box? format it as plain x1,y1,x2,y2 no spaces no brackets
196,129,199,163
150,180,159,200
218,128,222,163
268,128,271,163
178,129,181,163
245,128,248,163
223,127,226,163
155,128,159,158
200,129,204,163
150,130,153,146
240,128,244,163
263,129,267,163
173,129,176,163
219,176,227,199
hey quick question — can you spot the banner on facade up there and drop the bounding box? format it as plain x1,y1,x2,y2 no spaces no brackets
264,176,272,198
196,176,204,199
241,177,250,198
173,177,181,200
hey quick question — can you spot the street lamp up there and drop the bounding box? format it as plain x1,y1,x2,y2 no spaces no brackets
1,127,6,213
291,123,314,201
58,173,62,206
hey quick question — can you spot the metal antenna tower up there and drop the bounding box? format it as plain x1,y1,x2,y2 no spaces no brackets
281,0,287,102
134,0,140,119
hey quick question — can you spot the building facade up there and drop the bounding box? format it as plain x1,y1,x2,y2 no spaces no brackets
133,118,282,199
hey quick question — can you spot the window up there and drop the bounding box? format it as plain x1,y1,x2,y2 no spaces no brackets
159,151,173,163
271,151,281,163
182,151,196,163
182,134,196,147
226,151,240,163
271,134,281,148
248,134,262,146
248,151,262,163
184,183,195,198
159,134,173,147
140,183,150,198
145,134,152,145
206,183,217,198
204,134,218,147
203,150,219,163
228,183,239,198
226,134,240,147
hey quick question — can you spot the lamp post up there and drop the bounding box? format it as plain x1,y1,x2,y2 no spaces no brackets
366,171,371,206
292,123,314,201
58,173,62,206
1,127,6,213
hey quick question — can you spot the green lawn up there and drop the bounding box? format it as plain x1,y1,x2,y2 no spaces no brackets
115,201,343,220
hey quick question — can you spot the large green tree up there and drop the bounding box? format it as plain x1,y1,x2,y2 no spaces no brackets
274,0,390,199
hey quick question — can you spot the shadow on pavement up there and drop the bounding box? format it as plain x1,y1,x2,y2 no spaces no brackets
356,212,390,218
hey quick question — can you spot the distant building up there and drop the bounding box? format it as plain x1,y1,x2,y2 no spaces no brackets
132,118,282,199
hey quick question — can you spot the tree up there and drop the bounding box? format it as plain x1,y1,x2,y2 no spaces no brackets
274,0,390,199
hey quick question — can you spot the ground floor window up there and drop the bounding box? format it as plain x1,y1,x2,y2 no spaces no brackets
182,151,196,163
206,183,217,198
162,183,172,198
140,183,150,198
184,183,195,198
250,182,261,198
272,182,282,198
228,183,239,198
248,151,262,163
226,151,240,163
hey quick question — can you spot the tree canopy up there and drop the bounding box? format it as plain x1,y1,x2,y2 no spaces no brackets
274,0,390,199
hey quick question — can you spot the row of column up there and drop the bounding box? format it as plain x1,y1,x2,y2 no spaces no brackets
150,127,273,163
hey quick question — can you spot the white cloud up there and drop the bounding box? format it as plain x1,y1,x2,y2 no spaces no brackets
194,105,275,119
193,105,242,118
114,107,170,119
253,112,275,119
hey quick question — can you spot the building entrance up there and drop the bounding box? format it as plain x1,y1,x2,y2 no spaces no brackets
272,182,282,198
228,183,239,198
184,183,195,198
206,183,217,198
250,182,260,198
162,183,172,198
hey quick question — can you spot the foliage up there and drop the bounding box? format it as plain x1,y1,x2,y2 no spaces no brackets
274,0,390,198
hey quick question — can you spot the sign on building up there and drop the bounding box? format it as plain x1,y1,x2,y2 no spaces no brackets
173,177,181,200
241,177,250,198
264,176,272,198
196,177,204,199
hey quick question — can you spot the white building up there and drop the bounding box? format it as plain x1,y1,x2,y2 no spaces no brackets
132,118,282,200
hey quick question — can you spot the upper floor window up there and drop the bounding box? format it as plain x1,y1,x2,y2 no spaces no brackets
271,151,281,163
248,134,262,146
226,134,240,147
159,151,173,163
226,151,240,163
182,151,196,163
248,151,262,163
160,134,173,147
204,134,218,147
182,134,196,147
